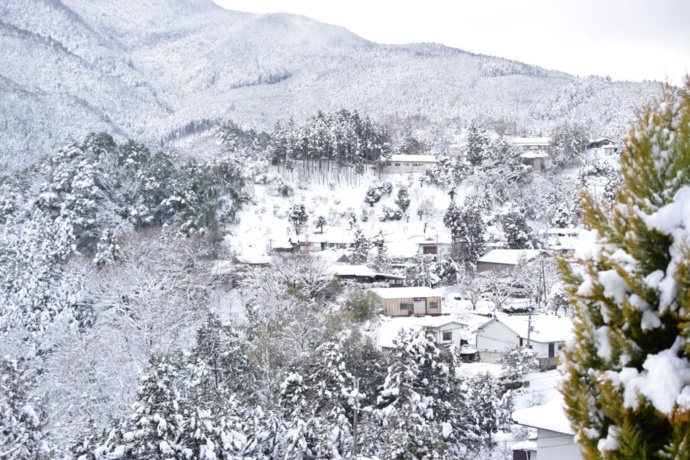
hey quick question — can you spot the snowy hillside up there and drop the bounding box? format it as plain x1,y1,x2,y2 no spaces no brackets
0,0,663,171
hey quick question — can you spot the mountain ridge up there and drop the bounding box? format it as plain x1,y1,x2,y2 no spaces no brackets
0,0,663,171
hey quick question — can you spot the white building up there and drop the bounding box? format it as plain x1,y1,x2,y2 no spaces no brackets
384,154,438,174
377,315,470,350
513,396,582,460
475,314,573,367
416,235,453,262
476,249,547,273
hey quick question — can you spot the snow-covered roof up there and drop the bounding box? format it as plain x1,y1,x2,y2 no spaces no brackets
485,314,573,343
513,395,574,435
293,229,355,244
546,228,579,236
415,234,453,245
477,249,546,265
389,154,438,163
234,254,272,265
510,137,551,146
377,316,467,348
270,236,294,249
511,440,538,451
330,264,376,277
519,151,548,159
457,362,503,377
371,286,441,299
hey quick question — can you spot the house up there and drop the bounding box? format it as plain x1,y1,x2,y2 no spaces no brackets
587,138,618,155
475,314,573,368
291,230,354,254
377,316,471,351
476,249,548,273
374,273,406,287
545,228,579,255
416,235,453,262
330,264,377,282
370,286,443,317
510,137,551,152
519,151,548,172
384,154,438,174
513,396,582,460
511,137,550,172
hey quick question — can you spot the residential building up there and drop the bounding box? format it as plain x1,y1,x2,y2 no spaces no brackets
370,286,443,317
475,314,573,368
384,154,438,174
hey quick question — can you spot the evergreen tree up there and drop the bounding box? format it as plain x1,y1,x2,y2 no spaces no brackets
187,315,249,410
0,358,52,459
395,186,411,212
466,372,510,449
96,354,190,458
351,229,371,264
289,203,309,235
548,122,589,168
364,186,382,207
466,120,491,166
444,197,487,268
376,329,450,459
502,206,538,249
315,215,327,234
405,254,440,288
559,81,690,458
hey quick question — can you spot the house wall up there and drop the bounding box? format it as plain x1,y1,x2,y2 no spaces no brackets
537,429,581,460
384,161,436,174
422,323,466,349
378,296,443,317
476,262,516,273
418,243,452,262
476,320,519,355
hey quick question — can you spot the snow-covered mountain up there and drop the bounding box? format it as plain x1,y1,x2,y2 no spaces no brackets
0,0,662,171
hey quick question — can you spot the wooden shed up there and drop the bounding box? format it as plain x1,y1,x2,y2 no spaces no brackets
370,286,443,317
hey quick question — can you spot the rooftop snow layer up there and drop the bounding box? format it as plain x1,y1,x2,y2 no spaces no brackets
513,395,574,435
377,316,468,348
389,154,438,163
477,249,546,265
489,314,573,343
371,286,441,299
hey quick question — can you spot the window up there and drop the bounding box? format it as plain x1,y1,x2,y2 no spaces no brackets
429,301,439,309
400,302,411,311
395,163,401,166
442,331,452,341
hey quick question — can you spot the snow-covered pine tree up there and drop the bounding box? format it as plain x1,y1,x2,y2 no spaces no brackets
187,314,249,411
501,205,538,249
559,81,690,458
376,329,450,459
351,229,371,264
466,120,491,166
548,122,589,168
405,254,440,288
306,341,355,459
0,358,52,459
466,372,510,449
500,347,538,390
92,352,240,459
315,215,327,234
444,196,487,269
288,203,308,235
93,227,120,269
394,186,411,212
241,406,286,459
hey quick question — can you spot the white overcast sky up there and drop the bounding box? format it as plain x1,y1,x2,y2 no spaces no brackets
213,0,689,85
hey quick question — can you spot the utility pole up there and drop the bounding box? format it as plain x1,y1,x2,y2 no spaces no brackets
527,307,533,349
352,377,359,459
